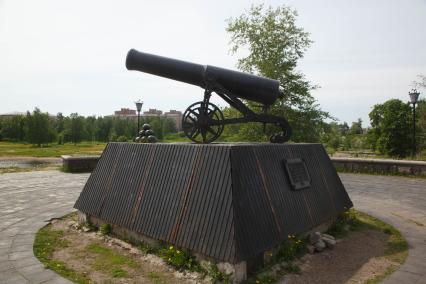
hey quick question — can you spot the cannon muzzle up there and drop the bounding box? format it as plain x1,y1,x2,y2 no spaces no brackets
126,49,280,106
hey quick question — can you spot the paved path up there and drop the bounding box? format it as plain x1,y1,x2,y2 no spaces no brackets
0,171,89,284
0,171,425,283
342,173,426,284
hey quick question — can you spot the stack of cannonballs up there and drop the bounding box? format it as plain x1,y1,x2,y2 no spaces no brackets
307,232,336,254
135,123,157,143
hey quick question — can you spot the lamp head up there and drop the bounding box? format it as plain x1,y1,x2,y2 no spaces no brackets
135,100,143,112
409,89,420,104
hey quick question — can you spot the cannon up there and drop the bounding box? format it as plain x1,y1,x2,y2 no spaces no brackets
126,49,292,143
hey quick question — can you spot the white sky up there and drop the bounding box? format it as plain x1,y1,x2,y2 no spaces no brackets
0,0,425,125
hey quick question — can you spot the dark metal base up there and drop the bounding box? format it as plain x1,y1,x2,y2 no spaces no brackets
74,142,352,263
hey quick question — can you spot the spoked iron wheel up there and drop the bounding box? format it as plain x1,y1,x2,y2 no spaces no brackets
270,121,292,143
270,131,291,143
182,101,224,143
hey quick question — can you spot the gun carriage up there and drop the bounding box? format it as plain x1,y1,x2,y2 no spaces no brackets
126,49,292,143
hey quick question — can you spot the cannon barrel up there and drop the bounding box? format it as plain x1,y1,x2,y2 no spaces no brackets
126,49,280,106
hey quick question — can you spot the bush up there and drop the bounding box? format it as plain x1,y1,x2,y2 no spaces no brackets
139,242,158,254
326,209,361,237
100,224,112,235
275,235,306,262
206,263,231,283
158,246,200,271
116,135,128,142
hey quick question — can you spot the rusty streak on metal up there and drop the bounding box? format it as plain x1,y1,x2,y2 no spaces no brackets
314,148,337,215
253,148,283,237
170,146,202,243
96,146,123,216
130,145,157,227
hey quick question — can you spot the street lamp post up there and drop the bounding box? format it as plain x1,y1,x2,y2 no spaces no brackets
135,100,143,136
409,89,420,157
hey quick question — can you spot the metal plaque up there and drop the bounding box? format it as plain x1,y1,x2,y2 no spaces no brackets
284,158,311,190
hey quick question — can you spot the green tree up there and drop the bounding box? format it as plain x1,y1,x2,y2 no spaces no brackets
349,118,363,135
226,4,329,142
419,102,426,150
415,99,425,152
413,75,426,153
162,118,177,135
110,117,137,141
339,122,350,136
55,112,65,133
414,75,426,90
368,99,412,157
0,115,26,141
112,117,128,139
85,116,98,142
96,116,113,142
64,113,86,144
147,117,164,140
320,122,341,152
26,108,55,146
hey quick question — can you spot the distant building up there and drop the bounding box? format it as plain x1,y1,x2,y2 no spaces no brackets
112,108,183,131
164,110,183,131
143,109,163,117
114,108,137,117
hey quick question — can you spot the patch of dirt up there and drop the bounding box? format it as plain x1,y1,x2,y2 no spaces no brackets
279,230,397,284
47,215,398,284
49,215,209,284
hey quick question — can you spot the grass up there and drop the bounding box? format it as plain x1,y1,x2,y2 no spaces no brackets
327,209,409,284
33,225,91,284
355,211,408,261
35,215,217,281
87,243,138,278
327,209,409,261
0,141,106,157
148,271,165,284
34,224,140,283
162,132,189,142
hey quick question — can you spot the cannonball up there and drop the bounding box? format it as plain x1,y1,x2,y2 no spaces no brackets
147,135,157,143
145,129,154,136
135,136,140,143
140,136,148,143
139,130,145,136
142,124,151,131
